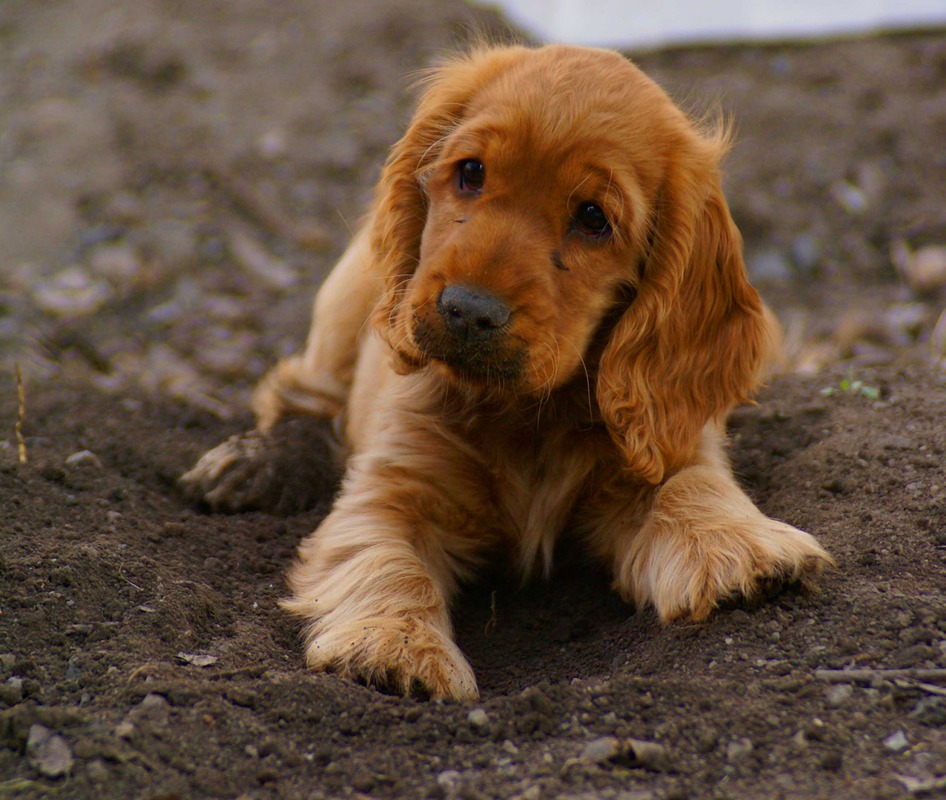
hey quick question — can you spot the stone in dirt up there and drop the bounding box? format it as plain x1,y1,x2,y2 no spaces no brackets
26,724,74,778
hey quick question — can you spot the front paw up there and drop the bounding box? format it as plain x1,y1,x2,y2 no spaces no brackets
180,415,341,514
292,612,479,701
617,468,834,622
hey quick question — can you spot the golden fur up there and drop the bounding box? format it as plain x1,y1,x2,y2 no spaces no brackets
185,44,832,700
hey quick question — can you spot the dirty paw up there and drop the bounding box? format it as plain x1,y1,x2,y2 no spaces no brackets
636,518,833,624
179,415,341,514
301,616,479,701
615,465,834,625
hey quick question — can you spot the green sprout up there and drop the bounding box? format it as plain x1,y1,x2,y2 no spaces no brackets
819,373,880,400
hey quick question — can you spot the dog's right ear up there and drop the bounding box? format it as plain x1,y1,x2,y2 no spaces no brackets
370,46,527,360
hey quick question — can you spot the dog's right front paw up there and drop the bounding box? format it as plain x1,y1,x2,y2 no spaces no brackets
180,416,341,515
298,614,479,701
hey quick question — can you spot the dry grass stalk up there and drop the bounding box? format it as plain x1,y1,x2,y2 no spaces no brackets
15,364,27,464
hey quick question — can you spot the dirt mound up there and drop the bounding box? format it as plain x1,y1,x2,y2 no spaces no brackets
3,367,946,799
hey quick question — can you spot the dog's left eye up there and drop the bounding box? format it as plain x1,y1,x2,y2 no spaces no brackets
573,202,612,239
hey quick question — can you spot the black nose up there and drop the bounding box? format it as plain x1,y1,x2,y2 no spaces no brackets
437,285,511,342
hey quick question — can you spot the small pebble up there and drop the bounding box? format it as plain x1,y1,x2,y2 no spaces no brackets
885,303,929,344
467,708,490,732
31,266,112,318
884,730,909,752
628,738,672,772
0,677,23,706
577,736,671,773
726,738,754,764
351,773,375,793
514,786,541,800
137,693,170,720
27,724,74,778
502,739,519,755
115,692,170,739
826,684,853,707
831,179,867,214
85,759,110,784
177,652,218,668
436,769,462,794
580,736,621,764
893,240,946,293
65,450,102,469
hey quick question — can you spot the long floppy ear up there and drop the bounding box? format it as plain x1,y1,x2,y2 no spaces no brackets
596,133,770,485
369,47,527,360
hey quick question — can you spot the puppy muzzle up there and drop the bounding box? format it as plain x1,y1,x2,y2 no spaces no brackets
412,284,523,382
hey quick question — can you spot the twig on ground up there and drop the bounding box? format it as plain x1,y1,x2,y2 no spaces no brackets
484,590,498,637
127,662,175,683
815,668,946,684
119,567,143,592
15,364,27,464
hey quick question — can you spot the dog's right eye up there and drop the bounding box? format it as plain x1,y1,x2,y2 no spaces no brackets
458,159,485,193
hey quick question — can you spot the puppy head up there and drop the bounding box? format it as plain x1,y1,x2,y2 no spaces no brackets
371,45,768,483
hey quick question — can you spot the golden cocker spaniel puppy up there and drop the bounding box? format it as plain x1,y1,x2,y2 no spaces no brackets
183,44,833,700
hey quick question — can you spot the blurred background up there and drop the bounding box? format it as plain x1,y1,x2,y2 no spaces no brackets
1,0,945,417
486,0,946,48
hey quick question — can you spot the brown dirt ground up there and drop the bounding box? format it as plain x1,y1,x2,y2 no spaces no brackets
2,2,946,799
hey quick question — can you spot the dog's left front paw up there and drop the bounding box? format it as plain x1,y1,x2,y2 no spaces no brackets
634,519,831,623
616,467,834,622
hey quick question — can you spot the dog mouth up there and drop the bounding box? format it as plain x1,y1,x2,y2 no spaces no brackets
413,317,526,383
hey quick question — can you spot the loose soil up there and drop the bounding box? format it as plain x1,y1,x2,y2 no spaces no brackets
2,2,946,799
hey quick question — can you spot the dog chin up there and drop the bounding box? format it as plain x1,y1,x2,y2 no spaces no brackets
428,352,523,389
412,327,523,387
